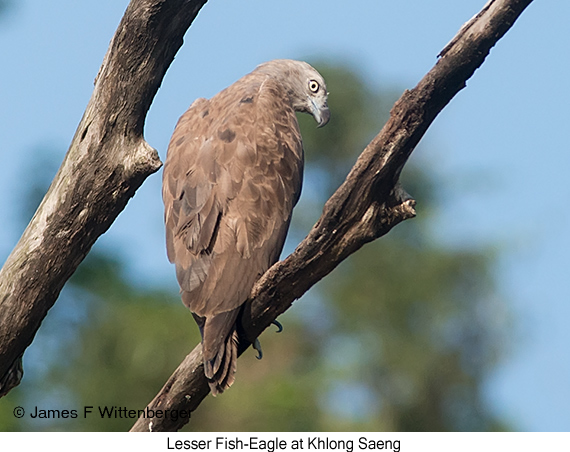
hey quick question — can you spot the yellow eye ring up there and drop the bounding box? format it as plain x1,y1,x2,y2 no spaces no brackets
308,80,320,93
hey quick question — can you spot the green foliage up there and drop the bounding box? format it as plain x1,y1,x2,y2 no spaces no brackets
52,254,198,431
0,61,509,432
318,234,503,431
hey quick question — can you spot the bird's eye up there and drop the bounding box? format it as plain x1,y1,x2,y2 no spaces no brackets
308,80,320,93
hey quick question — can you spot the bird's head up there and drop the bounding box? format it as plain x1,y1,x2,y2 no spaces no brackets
256,59,330,128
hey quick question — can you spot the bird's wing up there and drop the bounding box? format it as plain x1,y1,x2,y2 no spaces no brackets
162,78,303,319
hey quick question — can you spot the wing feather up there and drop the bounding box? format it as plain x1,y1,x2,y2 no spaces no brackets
163,77,303,318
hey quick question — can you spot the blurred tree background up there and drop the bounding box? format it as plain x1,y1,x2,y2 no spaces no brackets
0,62,509,431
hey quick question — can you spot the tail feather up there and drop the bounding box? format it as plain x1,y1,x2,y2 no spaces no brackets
193,309,240,395
204,327,239,395
207,340,225,378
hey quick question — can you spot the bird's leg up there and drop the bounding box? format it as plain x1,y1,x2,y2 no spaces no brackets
272,320,283,333
253,338,263,360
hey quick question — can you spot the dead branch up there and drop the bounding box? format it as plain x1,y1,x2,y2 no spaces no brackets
130,0,534,432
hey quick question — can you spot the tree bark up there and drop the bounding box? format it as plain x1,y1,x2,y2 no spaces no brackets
0,0,208,396
129,0,534,432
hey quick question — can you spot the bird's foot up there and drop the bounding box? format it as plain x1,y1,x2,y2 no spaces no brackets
272,320,283,333
253,321,283,360
253,338,263,360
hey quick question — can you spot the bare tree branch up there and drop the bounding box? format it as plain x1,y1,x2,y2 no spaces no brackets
0,0,208,396
130,0,534,433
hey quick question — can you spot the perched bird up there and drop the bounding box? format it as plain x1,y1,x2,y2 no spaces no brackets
162,59,329,395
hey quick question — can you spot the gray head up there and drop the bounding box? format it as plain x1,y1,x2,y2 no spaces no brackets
254,59,330,127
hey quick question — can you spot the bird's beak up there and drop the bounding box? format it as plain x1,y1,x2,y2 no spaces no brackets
310,99,330,128
316,106,330,128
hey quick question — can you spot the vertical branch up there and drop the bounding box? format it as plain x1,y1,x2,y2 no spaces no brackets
0,0,209,397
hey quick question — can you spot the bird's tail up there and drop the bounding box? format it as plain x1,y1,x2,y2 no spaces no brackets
194,310,240,396
204,326,238,395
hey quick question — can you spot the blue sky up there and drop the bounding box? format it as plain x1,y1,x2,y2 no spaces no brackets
1,0,569,431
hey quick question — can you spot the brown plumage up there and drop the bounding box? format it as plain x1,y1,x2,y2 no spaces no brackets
162,59,329,395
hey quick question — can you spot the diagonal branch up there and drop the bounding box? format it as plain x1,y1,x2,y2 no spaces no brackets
130,0,534,432
0,0,209,397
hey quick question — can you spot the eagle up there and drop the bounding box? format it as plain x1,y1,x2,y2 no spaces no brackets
162,59,329,395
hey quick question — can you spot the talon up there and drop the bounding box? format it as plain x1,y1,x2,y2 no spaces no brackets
253,338,263,360
272,320,283,333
